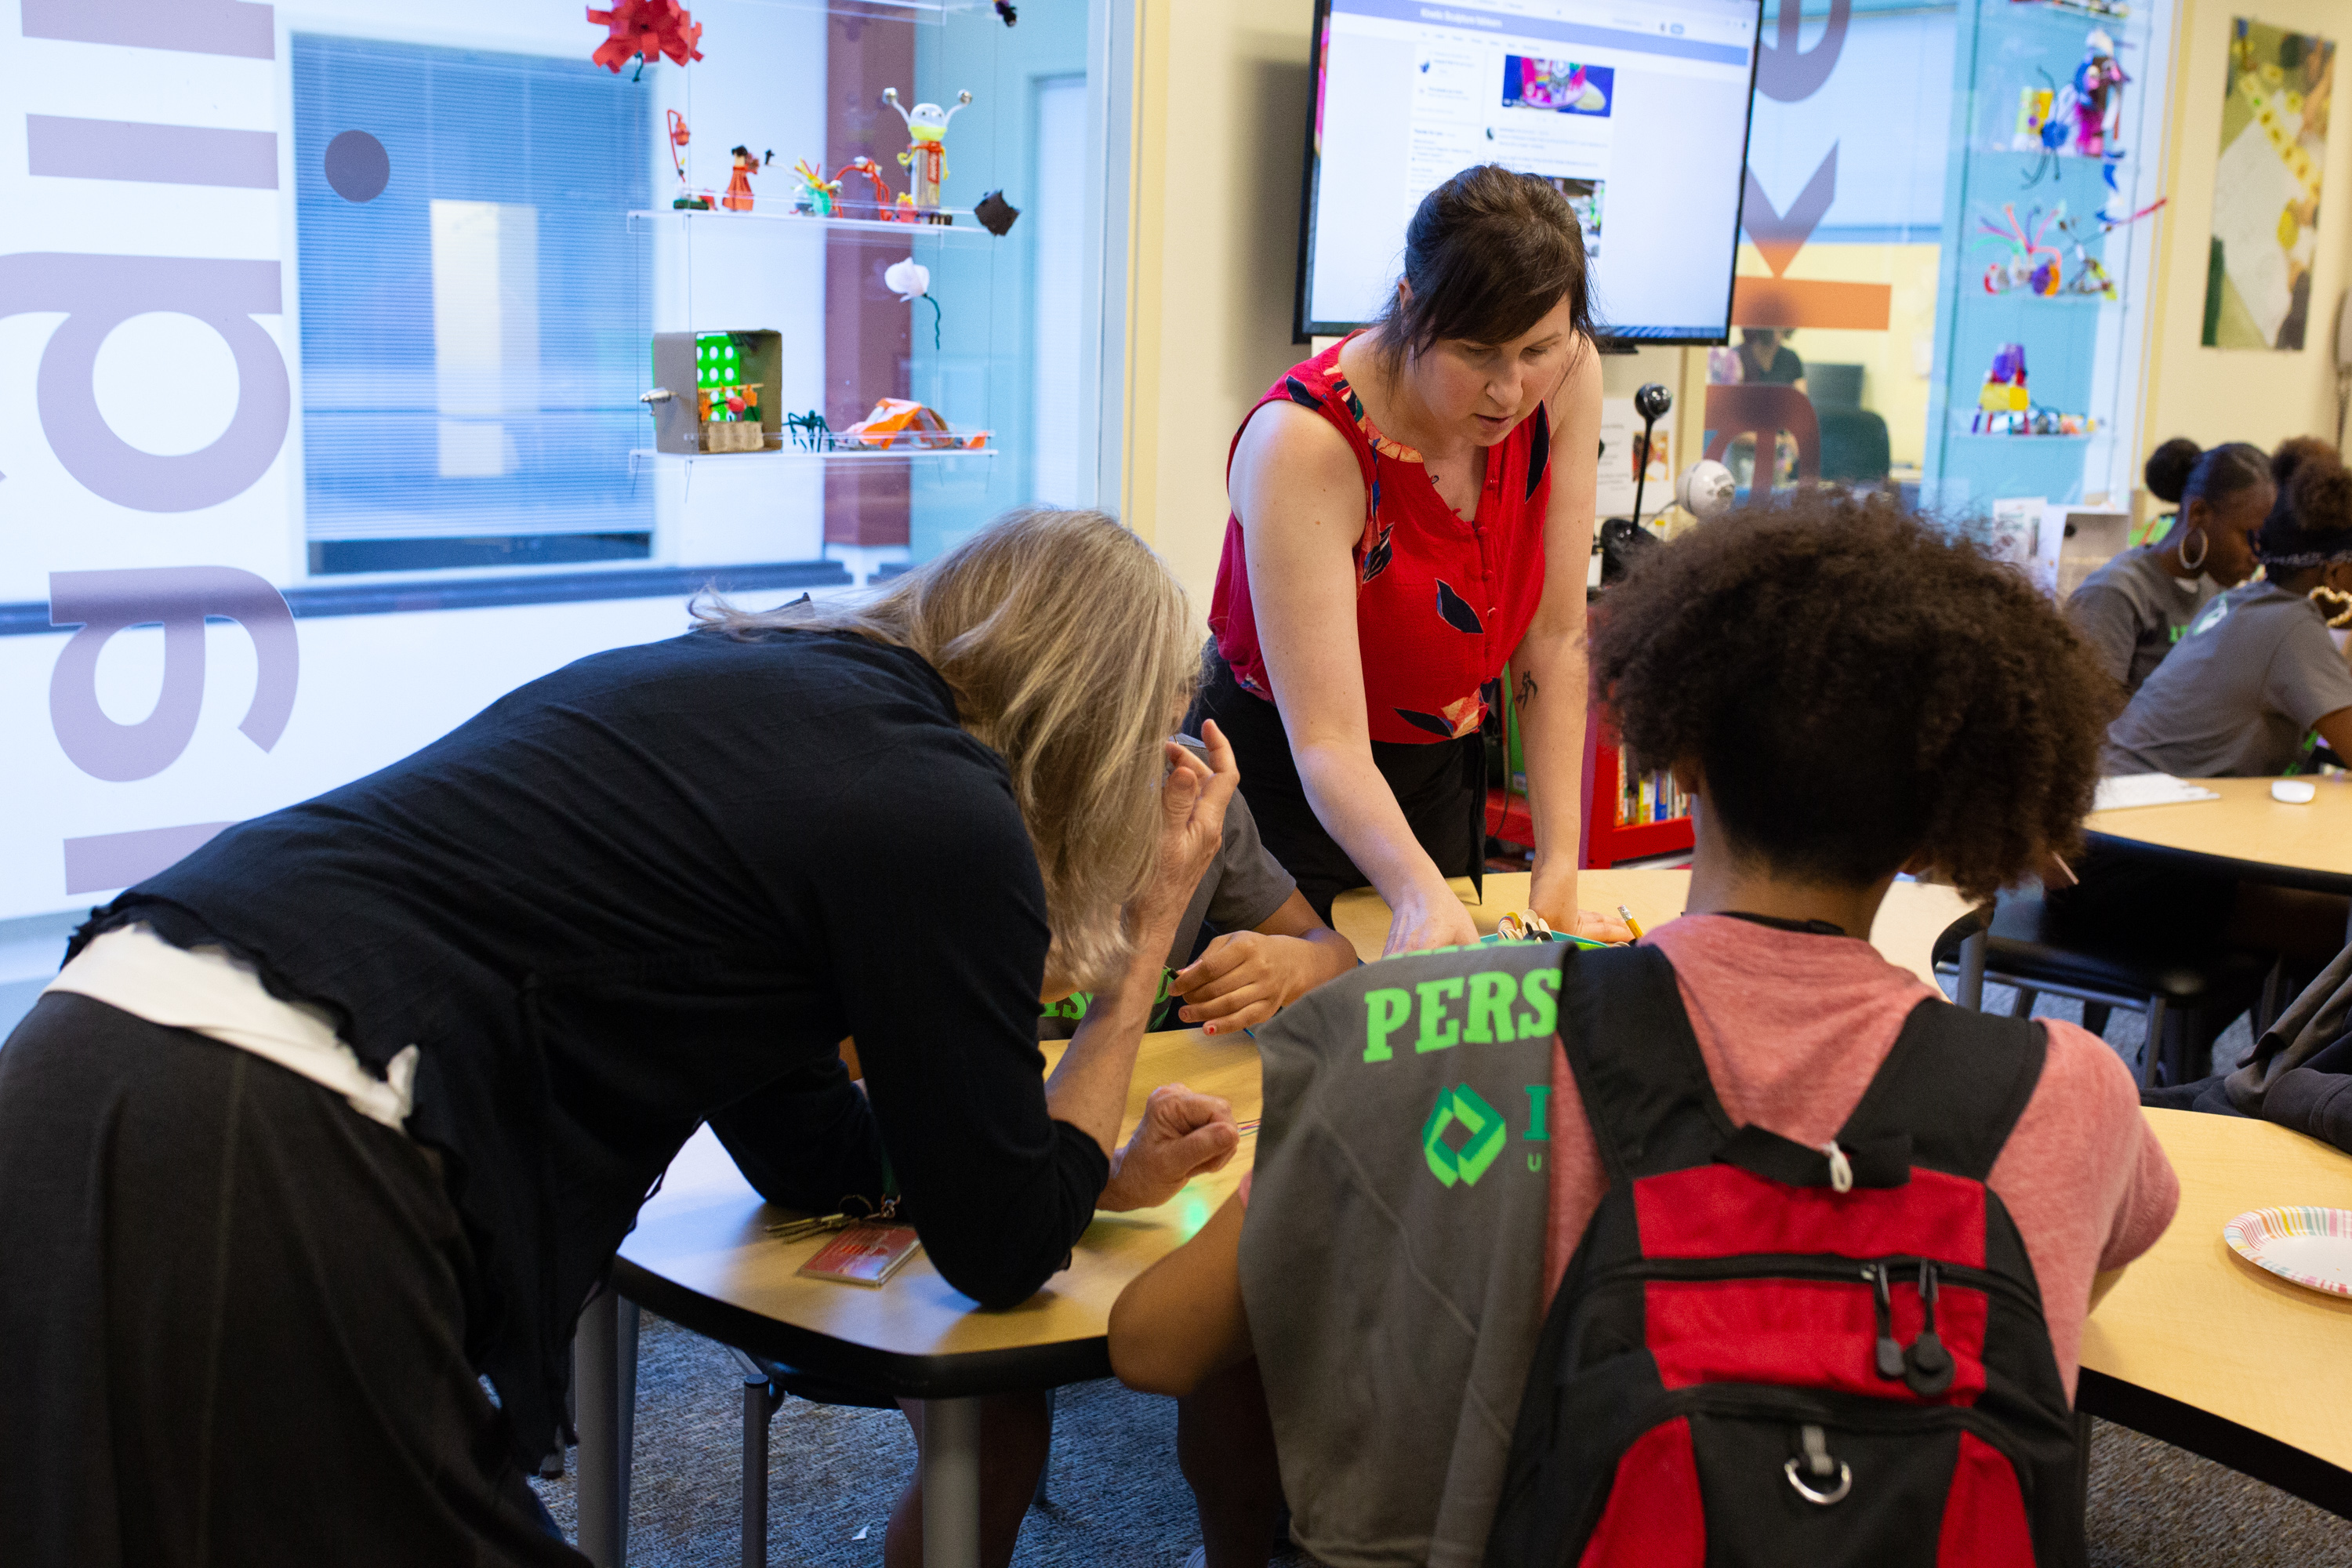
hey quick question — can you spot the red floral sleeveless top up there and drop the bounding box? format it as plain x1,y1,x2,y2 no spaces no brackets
1208,337,1552,745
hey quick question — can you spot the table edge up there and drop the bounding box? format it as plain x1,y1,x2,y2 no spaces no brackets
609,1257,1114,1399
2077,1367,2352,1519
2081,829,2352,898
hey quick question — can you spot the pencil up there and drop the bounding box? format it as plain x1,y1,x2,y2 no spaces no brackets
1617,905,1645,940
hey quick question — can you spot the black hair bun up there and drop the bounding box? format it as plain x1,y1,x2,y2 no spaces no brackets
2271,435,2338,487
2143,437,2202,504
2288,453,2352,536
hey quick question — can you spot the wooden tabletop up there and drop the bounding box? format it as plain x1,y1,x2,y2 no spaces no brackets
1330,869,1973,992
2083,775,2352,891
614,1026,1261,1395
2079,1108,2352,1503
617,869,1968,1392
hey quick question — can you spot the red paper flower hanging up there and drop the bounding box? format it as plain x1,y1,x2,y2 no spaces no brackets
586,0,704,74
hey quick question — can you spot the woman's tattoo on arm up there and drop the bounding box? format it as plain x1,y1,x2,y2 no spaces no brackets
1515,670,1538,707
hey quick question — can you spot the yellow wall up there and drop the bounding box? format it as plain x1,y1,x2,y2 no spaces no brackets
1120,0,1319,619
1120,1,2352,596
1733,241,1944,474
2138,0,2351,475
1118,0,1711,617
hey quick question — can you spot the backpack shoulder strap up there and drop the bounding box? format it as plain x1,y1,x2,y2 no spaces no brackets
1555,944,1737,1184
1836,998,2048,1180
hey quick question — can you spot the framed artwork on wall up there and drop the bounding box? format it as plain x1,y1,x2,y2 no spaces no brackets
2201,17,2334,350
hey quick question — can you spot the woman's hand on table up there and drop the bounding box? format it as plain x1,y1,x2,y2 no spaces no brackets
1530,864,1636,944
1099,1083,1241,1211
1383,880,1483,956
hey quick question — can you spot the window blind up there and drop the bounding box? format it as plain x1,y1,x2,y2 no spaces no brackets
292,34,652,572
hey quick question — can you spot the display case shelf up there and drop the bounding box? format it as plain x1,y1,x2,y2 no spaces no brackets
628,206,997,244
629,445,996,474
719,0,987,23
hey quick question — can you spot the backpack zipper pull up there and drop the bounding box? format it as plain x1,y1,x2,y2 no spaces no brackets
1821,1139,1854,1193
1869,1262,1904,1379
1904,1260,1956,1396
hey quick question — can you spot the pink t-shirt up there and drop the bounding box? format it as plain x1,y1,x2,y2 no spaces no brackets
1544,913,2180,1400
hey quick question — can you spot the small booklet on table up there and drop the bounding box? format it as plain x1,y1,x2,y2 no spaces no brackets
798,1224,924,1287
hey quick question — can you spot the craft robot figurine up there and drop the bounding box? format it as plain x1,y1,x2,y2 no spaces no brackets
882,87,972,223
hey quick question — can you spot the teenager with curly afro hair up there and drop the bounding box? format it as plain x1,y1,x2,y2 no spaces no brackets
1588,487,2114,908
1109,488,2180,1565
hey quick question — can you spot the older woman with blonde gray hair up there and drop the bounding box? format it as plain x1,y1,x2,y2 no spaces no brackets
0,506,1242,1567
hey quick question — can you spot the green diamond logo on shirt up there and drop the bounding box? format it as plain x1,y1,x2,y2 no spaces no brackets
2189,598,2230,637
1422,1084,1506,1188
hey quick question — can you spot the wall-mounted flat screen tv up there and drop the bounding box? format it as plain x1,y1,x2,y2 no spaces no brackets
1297,0,1765,345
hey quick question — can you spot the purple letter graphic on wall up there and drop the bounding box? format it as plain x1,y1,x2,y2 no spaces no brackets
20,0,274,60
0,254,289,512
48,567,298,782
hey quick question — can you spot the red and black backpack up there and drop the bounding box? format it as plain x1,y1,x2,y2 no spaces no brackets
1486,944,2085,1567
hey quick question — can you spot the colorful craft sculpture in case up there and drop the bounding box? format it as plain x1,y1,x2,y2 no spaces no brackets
695,333,765,452
844,398,986,451
1969,343,2097,435
883,88,973,221
666,111,710,209
586,0,702,74
723,146,768,212
790,159,839,216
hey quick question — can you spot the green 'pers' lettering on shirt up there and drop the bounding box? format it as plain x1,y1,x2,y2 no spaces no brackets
1524,1082,1551,1139
1415,976,1465,1051
1364,988,1411,1061
1516,967,1559,1037
1465,971,1519,1044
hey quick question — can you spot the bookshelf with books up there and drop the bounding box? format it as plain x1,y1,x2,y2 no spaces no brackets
1581,720,1693,867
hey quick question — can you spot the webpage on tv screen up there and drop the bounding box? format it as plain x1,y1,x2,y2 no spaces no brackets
1310,0,1754,336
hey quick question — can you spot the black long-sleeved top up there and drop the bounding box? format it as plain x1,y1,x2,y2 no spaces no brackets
76,630,1107,1465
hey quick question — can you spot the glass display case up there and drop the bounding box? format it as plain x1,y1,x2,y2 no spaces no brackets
0,0,1113,946
1925,0,2175,515
627,0,1091,583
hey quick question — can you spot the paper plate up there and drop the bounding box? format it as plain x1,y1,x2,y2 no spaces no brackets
2223,1207,2352,1298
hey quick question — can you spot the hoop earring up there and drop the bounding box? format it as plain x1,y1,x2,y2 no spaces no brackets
2311,586,2352,628
2178,525,2209,574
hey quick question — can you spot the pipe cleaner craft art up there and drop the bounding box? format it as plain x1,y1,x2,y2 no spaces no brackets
1973,198,2162,301
586,0,702,76
723,145,768,212
883,88,973,221
2011,30,2129,191
666,111,710,209
884,257,943,350
835,157,897,219
790,159,839,216
1968,342,2098,435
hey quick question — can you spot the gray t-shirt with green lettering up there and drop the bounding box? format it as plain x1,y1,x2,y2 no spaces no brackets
2064,543,2217,696
1239,942,1563,1567
2105,581,2352,777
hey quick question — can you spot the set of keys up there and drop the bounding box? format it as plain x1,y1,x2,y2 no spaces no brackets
767,1196,899,1242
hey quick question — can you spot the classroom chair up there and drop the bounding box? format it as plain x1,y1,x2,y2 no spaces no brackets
1933,891,2273,1086
728,1349,898,1568
725,1349,1060,1568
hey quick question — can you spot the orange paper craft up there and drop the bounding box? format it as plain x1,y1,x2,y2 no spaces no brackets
842,397,985,450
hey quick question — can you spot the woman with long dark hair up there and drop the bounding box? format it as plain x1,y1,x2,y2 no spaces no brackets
1194,165,1622,953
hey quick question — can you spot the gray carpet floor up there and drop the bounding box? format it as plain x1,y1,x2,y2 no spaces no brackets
532,989,2350,1566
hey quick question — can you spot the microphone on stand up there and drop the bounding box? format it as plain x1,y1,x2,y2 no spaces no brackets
1630,382,1672,528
